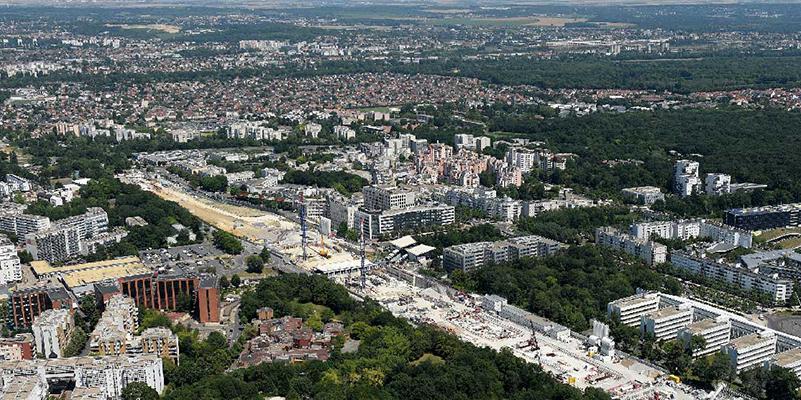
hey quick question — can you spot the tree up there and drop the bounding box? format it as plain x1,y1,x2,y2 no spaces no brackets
213,230,243,255
78,295,101,332
231,274,241,288
17,250,32,264
245,255,264,274
219,276,230,289
121,382,159,400
765,367,801,400
259,247,271,263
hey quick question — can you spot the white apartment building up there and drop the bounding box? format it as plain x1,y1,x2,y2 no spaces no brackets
355,205,455,240
596,227,667,265
25,208,109,263
621,186,665,205
640,306,693,341
443,235,565,271
631,219,752,248
505,147,538,172
334,125,356,140
678,317,731,357
0,235,21,285
674,160,701,197
362,186,416,211
723,331,777,372
767,348,801,380
0,212,51,237
31,309,73,359
607,293,660,326
705,173,732,196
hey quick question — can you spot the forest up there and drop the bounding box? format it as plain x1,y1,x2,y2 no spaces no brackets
452,246,681,332
162,274,611,400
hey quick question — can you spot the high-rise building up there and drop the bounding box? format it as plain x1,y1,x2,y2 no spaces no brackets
595,227,667,266
0,211,51,237
31,308,74,359
724,203,801,231
362,186,416,211
705,173,732,196
673,160,701,197
678,317,731,358
24,208,109,263
640,306,693,341
10,286,71,328
607,293,660,326
0,234,21,285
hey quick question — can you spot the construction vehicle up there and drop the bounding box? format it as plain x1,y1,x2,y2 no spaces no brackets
318,234,330,258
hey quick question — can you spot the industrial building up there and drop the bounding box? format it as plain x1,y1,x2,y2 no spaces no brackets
443,235,565,271
724,203,801,231
595,227,667,266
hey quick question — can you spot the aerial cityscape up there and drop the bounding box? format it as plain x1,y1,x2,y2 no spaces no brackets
1,0,801,399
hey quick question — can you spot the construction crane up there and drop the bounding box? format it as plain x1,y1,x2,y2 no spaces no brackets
529,320,540,363
298,193,308,261
359,216,367,289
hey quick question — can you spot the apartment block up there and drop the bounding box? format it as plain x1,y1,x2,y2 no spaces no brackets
595,227,667,266
674,160,701,197
724,203,801,231
362,186,416,211
671,252,793,304
678,317,731,358
24,208,109,263
621,186,665,205
705,173,732,196
118,272,220,323
31,308,74,359
0,235,21,285
723,331,777,372
443,235,565,271
640,306,693,341
0,334,34,361
355,205,455,240
607,293,660,326
766,348,801,380
0,211,50,237
630,219,752,248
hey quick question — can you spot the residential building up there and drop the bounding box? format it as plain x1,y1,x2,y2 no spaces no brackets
677,317,731,358
621,186,665,205
0,212,50,237
0,235,21,285
674,160,701,197
640,306,693,341
355,205,455,240
671,251,793,304
724,203,801,231
25,208,109,263
362,186,416,211
607,293,660,326
705,173,732,196
595,227,668,265
0,334,34,361
118,272,220,323
630,219,752,248
723,331,777,372
766,348,801,380
443,235,565,271
31,309,73,359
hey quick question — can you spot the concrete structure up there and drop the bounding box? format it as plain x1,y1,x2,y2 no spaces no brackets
671,251,793,304
640,306,693,341
723,331,777,372
0,212,50,237
621,186,665,205
355,204,455,240
0,235,21,285
705,173,731,196
443,235,565,271
630,219,752,248
31,309,73,359
0,334,34,361
674,160,701,197
118,272,220,323
595,227,667,266
10,286,71,328
0,355,164,398
24,208,109,263
677,317,731,358
766,348,801,380
724,203,801,231
363,186,416,211
607,293,660,326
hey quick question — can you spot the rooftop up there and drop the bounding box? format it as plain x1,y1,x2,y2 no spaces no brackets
644,306,689,321
727,332,775,350
683,318,728,334
32,256,144,276
772,348,801,368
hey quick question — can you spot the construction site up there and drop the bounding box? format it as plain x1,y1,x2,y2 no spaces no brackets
125,173,357,270
349,268,725,400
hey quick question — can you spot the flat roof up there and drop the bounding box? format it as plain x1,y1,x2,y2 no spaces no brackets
389,235,417,249
612,295,658,309
407,244,435,257
684,318,728,334
32,256,143,276
645,306,689,320
62,263,151,289
773,348,801,367
727,332,775,350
